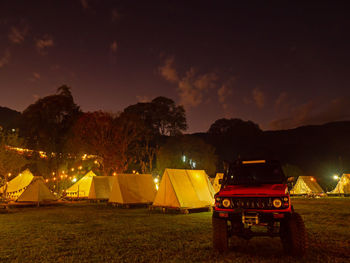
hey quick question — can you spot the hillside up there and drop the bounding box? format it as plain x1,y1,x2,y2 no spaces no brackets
0,106,21,129
194,121,350,190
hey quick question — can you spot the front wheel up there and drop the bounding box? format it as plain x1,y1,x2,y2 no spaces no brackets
212,217,228,252
280,212,308,257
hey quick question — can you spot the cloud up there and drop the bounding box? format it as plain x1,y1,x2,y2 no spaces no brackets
159,56,218,109
0,50,11,68
50,64,60,71
36,35,54,54
28,72,41,82
8,26,29,44
178,68,218,109
274,91,293,115
33,72,40,80
275,92,288,109
218,77,235,110
159,57,178,83
80,0,89,9
270,97,350,130
136,95,150,103
111,9,120,21
110,41,118,53
252,87,265,108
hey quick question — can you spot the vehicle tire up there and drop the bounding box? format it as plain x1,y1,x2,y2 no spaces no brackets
212,217,228,252
280,212,307,257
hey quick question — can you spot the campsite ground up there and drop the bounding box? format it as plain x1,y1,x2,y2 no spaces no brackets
0,198,349,263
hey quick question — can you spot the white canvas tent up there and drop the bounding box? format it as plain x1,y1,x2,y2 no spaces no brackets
109,174,157,205
329,174,350,194
66,171,96,198
88,176,115,200
213,173,224,193
291,176,324,195
17,176,56,203
3,169,34,200
152,169,215,209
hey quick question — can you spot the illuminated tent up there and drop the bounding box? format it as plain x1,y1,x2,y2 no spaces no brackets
291,176,324,195
152,169,215,209
88,176,115,200
66,170,96,198
213,173,224,193
3,169,34,200
109,174,157,204
329,174,350,194
17,176,56,202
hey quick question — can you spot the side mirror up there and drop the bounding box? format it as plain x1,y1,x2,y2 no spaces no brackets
218,179,223,185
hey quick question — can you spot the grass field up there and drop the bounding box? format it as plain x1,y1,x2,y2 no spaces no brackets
0,198,349,263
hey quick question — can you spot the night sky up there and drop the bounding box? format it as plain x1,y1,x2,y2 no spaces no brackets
1,0,350,133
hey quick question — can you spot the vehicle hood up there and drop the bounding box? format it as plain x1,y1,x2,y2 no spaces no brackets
218,184,287,196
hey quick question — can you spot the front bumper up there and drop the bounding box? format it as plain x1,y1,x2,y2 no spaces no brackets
213,209,290,223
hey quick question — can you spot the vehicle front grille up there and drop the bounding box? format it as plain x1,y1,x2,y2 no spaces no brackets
220,197,279,210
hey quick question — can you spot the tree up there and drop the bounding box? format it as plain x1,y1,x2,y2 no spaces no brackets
156,135,218,177
68,111,142,175
136,127,160,174
20,85,81,153
0,130,29,196
124,96,187,136
208,118,261,137
20,85,81,179
151,96,187,136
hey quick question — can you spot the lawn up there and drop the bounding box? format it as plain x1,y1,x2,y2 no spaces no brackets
0,198,349,263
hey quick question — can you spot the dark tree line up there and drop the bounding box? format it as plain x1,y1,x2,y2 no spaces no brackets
1,85,216,182
1,85,349,191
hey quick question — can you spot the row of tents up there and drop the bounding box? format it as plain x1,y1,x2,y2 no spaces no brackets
211,173,350,195
1,169,216,210
1,169,349,207
66,169,215,209
0,169,56,203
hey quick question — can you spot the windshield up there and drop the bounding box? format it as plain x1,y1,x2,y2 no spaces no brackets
225,163,286,185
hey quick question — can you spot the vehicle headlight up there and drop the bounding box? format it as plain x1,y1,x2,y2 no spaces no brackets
215,197,221,202
222,198,231,208
283,197,289,202
273,198,282,208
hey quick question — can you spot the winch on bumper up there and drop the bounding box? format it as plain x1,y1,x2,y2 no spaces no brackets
213,209,289,226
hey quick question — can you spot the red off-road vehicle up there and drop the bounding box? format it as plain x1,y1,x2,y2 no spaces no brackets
213,160,307,256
